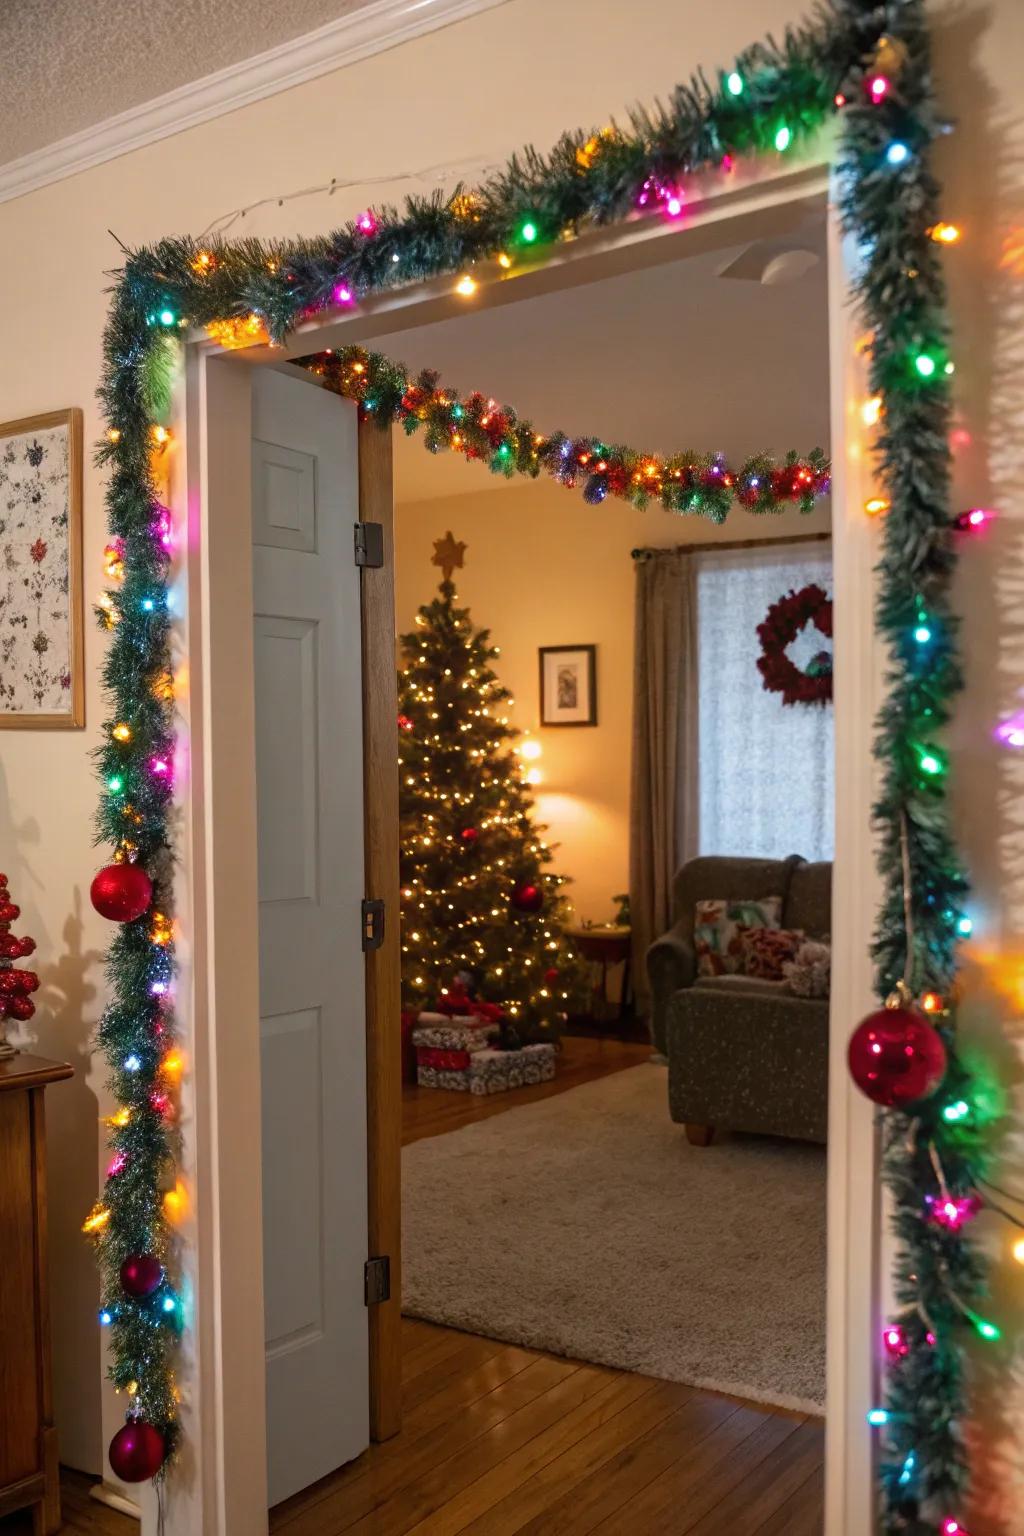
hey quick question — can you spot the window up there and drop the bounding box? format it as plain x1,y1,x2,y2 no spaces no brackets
695,542,834,861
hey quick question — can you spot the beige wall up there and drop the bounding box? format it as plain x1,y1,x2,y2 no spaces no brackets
395,481,830,924
0,0,1020,1520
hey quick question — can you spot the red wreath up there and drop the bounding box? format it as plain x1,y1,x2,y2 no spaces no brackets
756,583,833,706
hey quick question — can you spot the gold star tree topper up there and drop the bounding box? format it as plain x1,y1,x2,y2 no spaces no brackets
432,530,467,583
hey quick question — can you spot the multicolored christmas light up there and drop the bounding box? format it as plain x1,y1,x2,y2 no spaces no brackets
91,1,999,1521
302,346,829,521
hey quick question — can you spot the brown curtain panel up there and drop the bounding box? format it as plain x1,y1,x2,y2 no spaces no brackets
629,549,697,1019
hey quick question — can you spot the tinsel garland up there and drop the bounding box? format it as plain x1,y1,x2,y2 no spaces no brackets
88,0,991,1524
302,346,829,520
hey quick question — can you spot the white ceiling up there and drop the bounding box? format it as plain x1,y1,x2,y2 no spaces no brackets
388,210,830,504
0,0,380,164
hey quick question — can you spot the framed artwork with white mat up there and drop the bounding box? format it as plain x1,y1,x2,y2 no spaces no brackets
539,644,597,727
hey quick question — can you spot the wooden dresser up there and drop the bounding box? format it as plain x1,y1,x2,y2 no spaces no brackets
0,1055,72,1535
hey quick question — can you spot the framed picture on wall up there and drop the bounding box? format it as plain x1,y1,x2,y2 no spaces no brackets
0,408,84,730
539,645,597,727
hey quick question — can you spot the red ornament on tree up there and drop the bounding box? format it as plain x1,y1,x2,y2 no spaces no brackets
847,1005,947,1107
460,827,479,844
120,1254,164,1298
544,967,560,985
510,881,544,914
0,874,39,1040
108,1419,166,1483
91,864,153,924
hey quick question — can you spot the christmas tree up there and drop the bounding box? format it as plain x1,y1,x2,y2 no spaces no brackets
398,533,583,1040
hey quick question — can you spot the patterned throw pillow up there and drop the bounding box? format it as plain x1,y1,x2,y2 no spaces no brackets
741,926,804,981
694,897,783,977
783,939,832,997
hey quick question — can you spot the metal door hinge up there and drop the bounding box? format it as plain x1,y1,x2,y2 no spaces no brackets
364,1256,391,1306
354,521,384,568
361,898,385,951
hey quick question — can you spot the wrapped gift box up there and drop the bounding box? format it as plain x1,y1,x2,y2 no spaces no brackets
415,1040,556,1094
412,1018,500,1052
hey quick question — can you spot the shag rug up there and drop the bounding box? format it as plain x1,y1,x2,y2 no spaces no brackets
403,1063,826,1412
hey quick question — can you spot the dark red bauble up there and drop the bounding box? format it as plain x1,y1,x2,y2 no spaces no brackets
544,967,560,985
510,882,544,914
91,864,153,924
847,1007,947,1108
460,827,479,844
6,994,35,1021
108,1420,167,1483
120,1254,164,1298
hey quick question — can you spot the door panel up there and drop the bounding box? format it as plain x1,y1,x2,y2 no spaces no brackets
251,367,368,1508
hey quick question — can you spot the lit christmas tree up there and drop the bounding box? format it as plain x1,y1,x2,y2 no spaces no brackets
398,533,583,1041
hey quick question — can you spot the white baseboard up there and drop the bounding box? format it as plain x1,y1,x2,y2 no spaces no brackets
89,1482,141,1520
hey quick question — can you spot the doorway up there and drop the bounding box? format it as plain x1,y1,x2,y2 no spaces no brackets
181,158,884,1536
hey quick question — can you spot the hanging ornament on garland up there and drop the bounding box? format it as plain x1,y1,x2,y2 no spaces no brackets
108,1418,167,1483
120,1254,164,1298
510,881,544,914
847,993,948,1108
756,584,833,707
90,864,153,924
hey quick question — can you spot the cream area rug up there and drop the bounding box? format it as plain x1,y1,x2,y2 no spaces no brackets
403,1063,827,1412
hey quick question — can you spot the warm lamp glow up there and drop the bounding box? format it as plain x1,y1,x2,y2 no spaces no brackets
455,274,478,297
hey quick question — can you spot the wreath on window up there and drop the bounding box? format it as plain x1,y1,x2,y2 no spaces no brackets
756,583,833,707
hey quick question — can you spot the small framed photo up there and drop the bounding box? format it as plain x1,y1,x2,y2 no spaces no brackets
0,408,84,730
539,645,597,727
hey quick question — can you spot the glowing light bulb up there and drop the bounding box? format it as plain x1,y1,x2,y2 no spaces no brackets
665,193,683,217
995,712,1024,749
112,723,132,741
82,1206,110,1234
914,625,932,644
151,424,171,447
861,396,883,427
867,1408,889,1427
956,915,973,937
975,1317,1000,1341
930,223,961,244
455,274,477,297
108,775,124,793
106,428,121,444
1013,1237,1024,1264
864,496,889,517
333,284,353,305
943,1100,970,1123
99,1309,113,1326
726,71,743,95
123,1054,142,1072
520,220,538,243
525,767,542,785
887,141,911,166
920,753,941,776
162,1295,177,1314
774,125,792,152
869,75,890,102
497,253,512,269
520,739,542,760
356,210,377,234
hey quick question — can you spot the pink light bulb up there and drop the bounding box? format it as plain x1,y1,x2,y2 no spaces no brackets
722,154,735,171
995,712,1024,749
665,194,684,217
357,210,377,234
107,1152,127,1178
869,75,890,102
333,284,354,305
151,757,170,777
942,1520,964,1536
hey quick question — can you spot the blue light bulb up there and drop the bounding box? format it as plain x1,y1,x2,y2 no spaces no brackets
887,142,910,166
914,625,932,644
727,72,744,96
867,1408,889,1427
99,1309,113,1326
956,915,973,937
158,309,176,327
124,1054,142,1072
162,1295,176,1314
141,597,155,612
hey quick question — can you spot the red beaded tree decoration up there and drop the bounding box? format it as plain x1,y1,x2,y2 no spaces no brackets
0,873,39,1051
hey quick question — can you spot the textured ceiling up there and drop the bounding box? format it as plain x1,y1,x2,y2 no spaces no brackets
0,0,379,164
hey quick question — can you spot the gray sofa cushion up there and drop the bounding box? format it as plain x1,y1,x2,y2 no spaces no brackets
785,861,832,938
690,974,787,998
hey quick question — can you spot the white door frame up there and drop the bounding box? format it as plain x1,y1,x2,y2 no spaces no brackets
161,153,882,1536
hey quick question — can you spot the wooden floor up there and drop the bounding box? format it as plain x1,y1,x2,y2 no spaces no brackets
15,1037,824,1533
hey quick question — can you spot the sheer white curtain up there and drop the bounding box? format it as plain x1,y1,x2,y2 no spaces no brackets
695,542,834,861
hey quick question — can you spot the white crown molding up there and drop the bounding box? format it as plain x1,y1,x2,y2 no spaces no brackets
0,0,510,206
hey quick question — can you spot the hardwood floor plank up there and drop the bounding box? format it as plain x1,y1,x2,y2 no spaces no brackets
606,1411,805,1536
680,1421,825,1536
458,1378,694,1536
516,1393,756,1536
341,1363,618,1536
751,1464,826,1536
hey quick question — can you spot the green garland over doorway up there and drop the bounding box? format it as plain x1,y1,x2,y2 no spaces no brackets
86,0,1000,1527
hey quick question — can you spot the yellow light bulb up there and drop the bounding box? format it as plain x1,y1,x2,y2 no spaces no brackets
455,274,477,297
82,1205,111,1234
520,739,542,760
112,723,132,742
861,396,883,427
497,253,512,269
150,424,171,447
163,1181,188,1223
930,222,961,244
865,496,890,517
1014,1237,1024,1265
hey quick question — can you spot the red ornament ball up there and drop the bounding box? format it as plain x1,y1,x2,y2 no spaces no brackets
847,1006,947,1107
460,827,479,844
544,967,560,985
120,1253,164,1298
510,882,544,914
108,1420,167,1483
91,864,153,924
